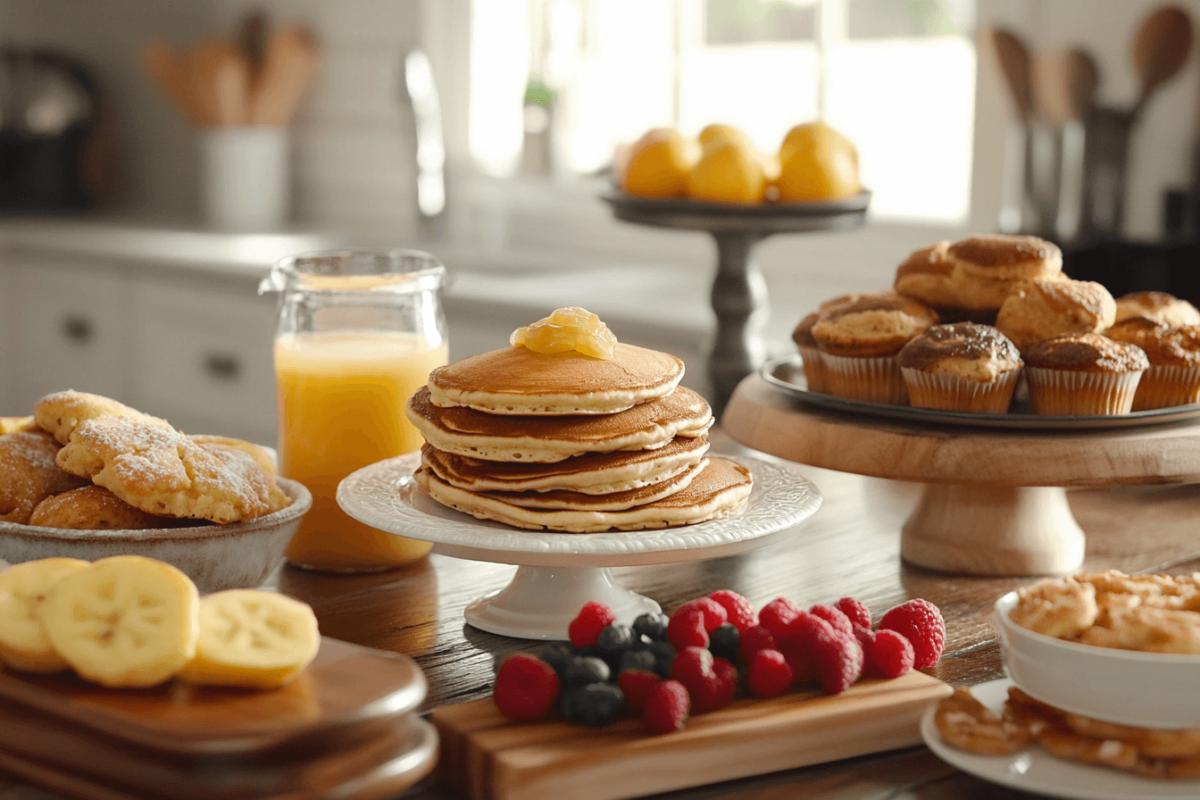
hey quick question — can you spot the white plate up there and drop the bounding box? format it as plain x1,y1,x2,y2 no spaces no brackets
922,678,1200,799
337,453,822,568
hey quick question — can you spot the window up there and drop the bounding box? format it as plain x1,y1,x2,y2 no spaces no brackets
466,0,977,224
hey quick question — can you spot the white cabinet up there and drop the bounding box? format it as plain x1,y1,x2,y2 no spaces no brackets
8,262,135,413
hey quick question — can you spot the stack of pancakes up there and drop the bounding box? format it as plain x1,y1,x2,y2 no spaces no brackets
405,343,753,533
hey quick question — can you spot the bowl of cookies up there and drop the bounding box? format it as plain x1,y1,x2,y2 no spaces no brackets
0,392,309,593
994,571,1200,729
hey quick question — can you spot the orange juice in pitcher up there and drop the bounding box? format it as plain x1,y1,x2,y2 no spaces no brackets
261,251,447,572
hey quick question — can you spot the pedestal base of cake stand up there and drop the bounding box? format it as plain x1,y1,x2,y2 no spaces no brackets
901,484,1085,576
462,566,660,640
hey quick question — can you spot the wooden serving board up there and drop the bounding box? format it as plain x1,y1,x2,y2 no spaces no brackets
0,637,425,755
433,670,952,800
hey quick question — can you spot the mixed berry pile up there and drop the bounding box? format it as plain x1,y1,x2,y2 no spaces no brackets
491,591,945,734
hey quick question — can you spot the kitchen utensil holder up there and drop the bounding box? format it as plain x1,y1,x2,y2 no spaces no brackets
200,126,289,231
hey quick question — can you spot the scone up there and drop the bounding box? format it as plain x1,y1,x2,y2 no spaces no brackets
34,390,173,445
946,234,1063,315
1024,334,1149,415
893,241,984,322
809,291,938,404
995,277,1117,352
0,432,89,523
1113,291,1200,328
28,485,184,530
56,417,289,523
791,293,863,393
1105,318,1200,409
897,323,1023,413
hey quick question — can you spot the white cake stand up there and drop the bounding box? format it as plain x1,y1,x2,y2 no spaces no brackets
337,453,821,640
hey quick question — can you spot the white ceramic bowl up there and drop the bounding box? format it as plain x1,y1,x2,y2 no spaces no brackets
994,590,1200,729
0,478,311,593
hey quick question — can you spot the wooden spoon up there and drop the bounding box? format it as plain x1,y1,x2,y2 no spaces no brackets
189,41,249,127
143,40,210,125
989,27,1036,124
1132,5,1193,115
250,25,320,126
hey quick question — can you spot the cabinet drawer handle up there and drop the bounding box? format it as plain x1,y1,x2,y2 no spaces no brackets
62,315,94,344
204,353,241,381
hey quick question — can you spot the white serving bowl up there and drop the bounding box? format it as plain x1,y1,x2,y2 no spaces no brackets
0,478,311,593
994,590,1200,729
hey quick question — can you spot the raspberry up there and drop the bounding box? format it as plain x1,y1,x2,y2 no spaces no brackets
758,597,801,637
778,611,834,683
619,669,661,714
568,601,616,648
667,609,710,650
871,629,915,678
672,598,728,632
879,599,945,669
670,646,737,713
708,590,757,632
809,604,853,638
811,629,864,694
644,679,690,733
834,597,872,630
493,653,561,721
708,623,740,662
747,649,793,698
738,624,778,663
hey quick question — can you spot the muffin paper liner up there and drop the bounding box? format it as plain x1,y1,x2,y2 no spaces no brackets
797,345,826,393
1132,364,1200,410
900,368,1020,413
821,353,908,405
1025,367,1143,415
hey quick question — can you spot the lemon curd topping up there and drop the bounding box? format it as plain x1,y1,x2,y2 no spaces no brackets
509,307,618,360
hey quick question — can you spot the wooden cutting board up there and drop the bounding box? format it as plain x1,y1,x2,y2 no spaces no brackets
0,636,425,755
433,670,952,800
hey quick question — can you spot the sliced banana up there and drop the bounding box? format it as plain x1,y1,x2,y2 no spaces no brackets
38,556,199,688
178,590,320,689
0,558,91,672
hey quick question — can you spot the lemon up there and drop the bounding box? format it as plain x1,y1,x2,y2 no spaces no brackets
779,121,858,168
698,123,754,153
686,140,767,204
622,128,698,198
775,127,861,202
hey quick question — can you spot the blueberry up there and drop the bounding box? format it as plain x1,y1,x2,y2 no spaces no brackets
619,649,658,675
709,623,740,663
564,655,611,686
562,683,625,726
633,612,669,643
536,641,577,678
596,624,635,660
641,640,675,678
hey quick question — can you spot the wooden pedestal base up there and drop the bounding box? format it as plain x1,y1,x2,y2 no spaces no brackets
901,484,1085,576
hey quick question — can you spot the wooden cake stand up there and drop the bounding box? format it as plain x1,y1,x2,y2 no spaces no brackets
600,190,868,416
722,371,1200,576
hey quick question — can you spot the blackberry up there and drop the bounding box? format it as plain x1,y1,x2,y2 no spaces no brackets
563,655,611,686
642,640,675,678
595,624,635,661
562,683,625,726
618,649,658,675
633,612,669,643
536,641,577,679
709,623,740,663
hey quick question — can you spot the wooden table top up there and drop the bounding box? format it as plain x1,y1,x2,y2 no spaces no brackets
4,429,1199,799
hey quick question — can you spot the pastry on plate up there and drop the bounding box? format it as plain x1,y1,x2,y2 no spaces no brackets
946,234,1063,317
1105,318,1200,409
897,323,1023,413
995,277,1116,352
1023,333,1148,415
1113,291,1200,328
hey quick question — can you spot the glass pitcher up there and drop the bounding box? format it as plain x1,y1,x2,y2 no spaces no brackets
259,249,448,572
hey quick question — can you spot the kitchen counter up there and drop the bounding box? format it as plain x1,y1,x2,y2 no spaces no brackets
2,427,1197,799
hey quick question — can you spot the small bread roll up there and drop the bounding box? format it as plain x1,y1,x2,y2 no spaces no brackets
996,278,1116,352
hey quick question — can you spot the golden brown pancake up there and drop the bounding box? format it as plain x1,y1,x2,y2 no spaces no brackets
479,458,707,511
426,343,685,415
414,456,752,532
420,435,709,495
406,385,713,462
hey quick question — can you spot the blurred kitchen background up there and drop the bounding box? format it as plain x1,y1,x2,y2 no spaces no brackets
1,0,1198,442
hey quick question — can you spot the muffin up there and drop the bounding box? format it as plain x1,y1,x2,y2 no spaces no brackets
995,277,1117,352
1024,334,1149,415
946,234,1063,317
791,293,863,393
1113,291,1200,328
1105,318,1200,409
897,323,1023,413
810,291,938,404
